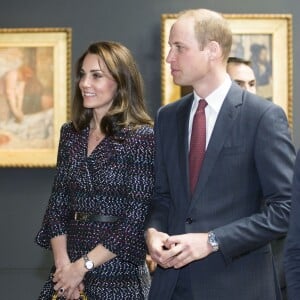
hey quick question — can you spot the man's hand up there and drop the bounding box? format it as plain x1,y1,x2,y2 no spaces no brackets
145,228,170,267
161,233,213,269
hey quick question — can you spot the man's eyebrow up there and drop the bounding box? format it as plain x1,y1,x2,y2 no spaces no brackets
169,41,184,46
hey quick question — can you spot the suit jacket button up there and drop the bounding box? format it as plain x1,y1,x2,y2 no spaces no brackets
185,217,193,224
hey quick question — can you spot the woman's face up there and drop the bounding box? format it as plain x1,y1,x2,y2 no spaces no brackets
79,53,118,114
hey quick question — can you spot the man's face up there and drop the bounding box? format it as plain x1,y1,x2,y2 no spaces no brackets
166,17,210,87
227,63,257,94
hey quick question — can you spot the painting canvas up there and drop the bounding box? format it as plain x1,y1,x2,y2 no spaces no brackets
231,33,273,100
0,28,71,167
161,14,293,126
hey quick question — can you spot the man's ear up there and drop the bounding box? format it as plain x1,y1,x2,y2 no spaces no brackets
207,41,222,60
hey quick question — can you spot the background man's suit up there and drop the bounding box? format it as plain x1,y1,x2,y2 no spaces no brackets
147,83,295,300
284,150,300,299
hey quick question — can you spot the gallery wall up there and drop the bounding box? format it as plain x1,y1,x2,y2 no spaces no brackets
0,0,299,298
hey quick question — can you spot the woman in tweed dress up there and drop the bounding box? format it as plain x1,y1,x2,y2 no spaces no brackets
36,41,154,300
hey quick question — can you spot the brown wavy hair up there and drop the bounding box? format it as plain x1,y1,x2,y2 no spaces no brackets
72,41,153,136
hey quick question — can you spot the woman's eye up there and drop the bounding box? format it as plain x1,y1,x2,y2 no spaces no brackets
93,73,102,79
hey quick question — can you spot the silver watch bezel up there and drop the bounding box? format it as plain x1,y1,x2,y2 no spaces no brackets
208,231,219,252
83,254,94,270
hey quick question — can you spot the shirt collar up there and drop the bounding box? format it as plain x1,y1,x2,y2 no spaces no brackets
192,74,232,113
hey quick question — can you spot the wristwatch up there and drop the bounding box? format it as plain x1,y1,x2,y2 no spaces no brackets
83,254,94,271
207,231,219,252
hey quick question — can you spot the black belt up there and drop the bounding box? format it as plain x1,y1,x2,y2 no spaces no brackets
74,212,119,223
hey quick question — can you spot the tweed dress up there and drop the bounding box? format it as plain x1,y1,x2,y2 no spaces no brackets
35,122,155,299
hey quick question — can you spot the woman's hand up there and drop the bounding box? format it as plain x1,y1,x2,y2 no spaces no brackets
53,259,86,300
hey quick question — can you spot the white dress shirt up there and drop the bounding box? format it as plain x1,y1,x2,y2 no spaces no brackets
188,74,232,149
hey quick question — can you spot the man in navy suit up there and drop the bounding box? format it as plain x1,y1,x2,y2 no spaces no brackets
227,56,288,300
284,150,300,300
146,8,295,300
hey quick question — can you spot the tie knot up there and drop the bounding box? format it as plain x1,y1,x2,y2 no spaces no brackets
197,99,207,111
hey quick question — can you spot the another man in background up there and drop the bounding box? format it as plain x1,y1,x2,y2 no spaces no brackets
226,56,256,94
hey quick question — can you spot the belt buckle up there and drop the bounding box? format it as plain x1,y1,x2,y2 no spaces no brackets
75,212,88,221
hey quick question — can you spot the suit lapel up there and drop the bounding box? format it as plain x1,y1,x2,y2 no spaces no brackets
176,94,194,198
190,84,243,205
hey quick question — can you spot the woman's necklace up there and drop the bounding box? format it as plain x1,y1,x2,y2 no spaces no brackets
87,122,105,156
89,127,104,142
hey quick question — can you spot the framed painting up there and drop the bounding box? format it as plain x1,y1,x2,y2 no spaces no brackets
161,14,293,126
0,28,72,167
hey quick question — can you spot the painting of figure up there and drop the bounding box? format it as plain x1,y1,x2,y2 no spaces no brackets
0,46,54,149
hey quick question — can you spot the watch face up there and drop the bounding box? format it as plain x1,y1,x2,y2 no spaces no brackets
208,232,219,252
85,260,94,270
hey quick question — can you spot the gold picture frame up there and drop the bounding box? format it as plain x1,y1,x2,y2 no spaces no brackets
161,14,293,126
0,28,72,167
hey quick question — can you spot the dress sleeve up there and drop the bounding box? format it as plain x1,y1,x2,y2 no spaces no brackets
101,127,155,264
35,123,72,249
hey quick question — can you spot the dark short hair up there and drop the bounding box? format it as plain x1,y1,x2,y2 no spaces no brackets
227,56,252,66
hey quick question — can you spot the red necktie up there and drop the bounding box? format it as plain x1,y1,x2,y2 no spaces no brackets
189,99,207,195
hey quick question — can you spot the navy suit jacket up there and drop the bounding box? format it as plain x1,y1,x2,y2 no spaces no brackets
147,83,295,300
284,150,300,300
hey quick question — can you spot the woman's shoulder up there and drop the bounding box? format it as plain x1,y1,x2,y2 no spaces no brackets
121,124,154,146
61,121,74,131
60,121,82,135
128,124,154,139
59,122,85,141
135,124,154,135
